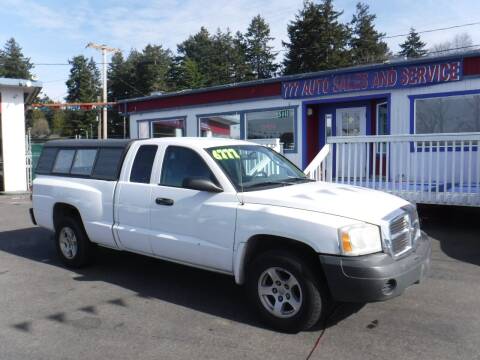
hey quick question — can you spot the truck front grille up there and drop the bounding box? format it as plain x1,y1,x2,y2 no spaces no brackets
388,213,412,257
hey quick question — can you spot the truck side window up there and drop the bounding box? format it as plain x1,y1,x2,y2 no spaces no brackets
71,149,97,176
130,145,157,183
160,146,217,188
52,149,75,174
92,148,124,180
36,147,58,174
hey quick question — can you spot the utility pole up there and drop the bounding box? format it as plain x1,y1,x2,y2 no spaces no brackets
86,42,120,139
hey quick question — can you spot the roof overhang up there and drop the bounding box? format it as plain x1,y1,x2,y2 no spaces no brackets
0,78,43,104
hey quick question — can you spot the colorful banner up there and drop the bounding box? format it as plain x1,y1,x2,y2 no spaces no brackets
282,60,462,99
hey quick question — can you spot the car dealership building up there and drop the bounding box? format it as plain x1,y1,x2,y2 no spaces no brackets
119,51,480,206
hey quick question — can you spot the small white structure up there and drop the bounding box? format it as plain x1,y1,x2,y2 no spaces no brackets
0,78,42,193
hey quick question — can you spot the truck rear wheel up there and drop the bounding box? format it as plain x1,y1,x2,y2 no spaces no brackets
55,217,93,268
246,250,325,333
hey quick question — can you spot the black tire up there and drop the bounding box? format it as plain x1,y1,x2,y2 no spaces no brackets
246,250,325,333
55,216,93,268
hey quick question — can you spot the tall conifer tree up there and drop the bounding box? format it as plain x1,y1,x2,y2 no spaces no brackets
283,0,350,74
244,15,278,79
399,28,427,58
0,38,34,79
350,2,389,64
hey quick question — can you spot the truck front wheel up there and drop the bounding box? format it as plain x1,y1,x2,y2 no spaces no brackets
55,217,93,268
246,251,325,333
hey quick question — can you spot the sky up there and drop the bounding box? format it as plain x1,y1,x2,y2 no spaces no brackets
1,0,480,101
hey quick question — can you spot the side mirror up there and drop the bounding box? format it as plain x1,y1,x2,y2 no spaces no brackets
182,177,223,193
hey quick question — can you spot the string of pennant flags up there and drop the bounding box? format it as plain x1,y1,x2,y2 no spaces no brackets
29,102,117,111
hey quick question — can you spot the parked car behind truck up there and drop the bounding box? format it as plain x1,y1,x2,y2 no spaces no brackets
31,138,431,332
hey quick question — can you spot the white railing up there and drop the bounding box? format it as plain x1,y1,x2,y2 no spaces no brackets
306,133,480,207
304,144,331,181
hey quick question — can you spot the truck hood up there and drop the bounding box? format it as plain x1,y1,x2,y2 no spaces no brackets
240,181,410,225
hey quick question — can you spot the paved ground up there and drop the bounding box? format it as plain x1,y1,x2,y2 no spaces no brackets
0,195,479,360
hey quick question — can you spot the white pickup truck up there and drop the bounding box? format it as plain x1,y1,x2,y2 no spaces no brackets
31,138,431,332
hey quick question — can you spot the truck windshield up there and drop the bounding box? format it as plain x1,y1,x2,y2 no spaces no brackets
206,145,311,192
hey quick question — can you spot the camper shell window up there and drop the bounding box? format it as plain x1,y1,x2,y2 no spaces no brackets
35,139,133,180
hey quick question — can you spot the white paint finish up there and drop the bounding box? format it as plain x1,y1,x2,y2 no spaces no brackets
0,87,27,192
33,137,418,284
114,182,153,253
32,175,118,247
149,186,238,272
240,180,409,226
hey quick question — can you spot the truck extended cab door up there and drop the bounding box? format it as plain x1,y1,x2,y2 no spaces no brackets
149,145,238,273
114,144,159,254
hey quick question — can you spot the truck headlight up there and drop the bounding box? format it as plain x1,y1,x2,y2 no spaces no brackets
338,223,382,256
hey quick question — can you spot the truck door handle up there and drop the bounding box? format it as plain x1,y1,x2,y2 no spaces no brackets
155,197,174,206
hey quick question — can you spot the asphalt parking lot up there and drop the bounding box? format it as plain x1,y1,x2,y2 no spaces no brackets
0,195,479,360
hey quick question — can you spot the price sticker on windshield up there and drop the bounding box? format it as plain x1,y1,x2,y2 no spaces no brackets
212,148,240,160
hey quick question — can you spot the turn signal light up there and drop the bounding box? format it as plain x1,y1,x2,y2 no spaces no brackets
341,232,353,253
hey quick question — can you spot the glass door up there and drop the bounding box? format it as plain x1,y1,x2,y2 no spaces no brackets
335,107,367,180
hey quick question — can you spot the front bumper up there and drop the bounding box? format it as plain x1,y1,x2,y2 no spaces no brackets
319,231,431,302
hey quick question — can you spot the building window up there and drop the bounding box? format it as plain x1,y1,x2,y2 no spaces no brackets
376,102,388,135
199,113,241,139
245,108,295,151
415,93,480,134
151,119,185,137
376,102,388,153
138,121,149,138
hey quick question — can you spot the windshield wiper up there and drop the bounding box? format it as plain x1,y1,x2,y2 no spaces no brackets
243,181,294,190
284,177,316,183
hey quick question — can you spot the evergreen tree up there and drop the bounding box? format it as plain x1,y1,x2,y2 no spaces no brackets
134,45,173,95
243,15,278,79
283,0,351,75
399,28,427,58
169,57,205,90
177,27,249,86
350,2,389,65
108,52,141,100
0,38,34,79
177,27,213,84
66,55,101,102
65,55,101,137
